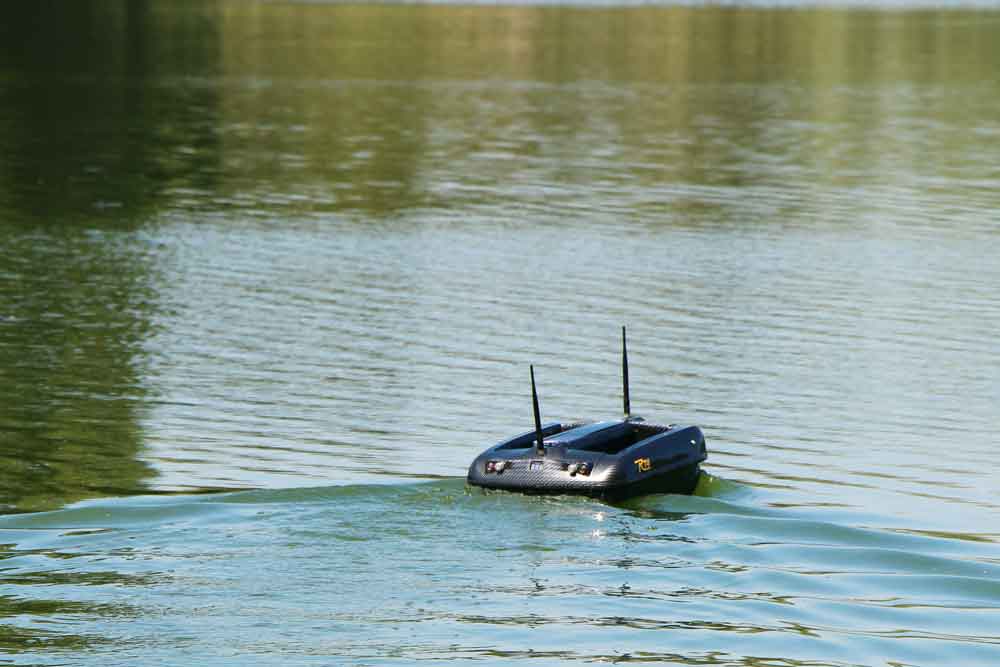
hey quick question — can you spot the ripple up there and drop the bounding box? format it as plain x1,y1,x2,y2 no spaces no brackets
1,483,998,664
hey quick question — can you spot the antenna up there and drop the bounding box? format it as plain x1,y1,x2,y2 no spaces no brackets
622,326,631,419
530,365,545,456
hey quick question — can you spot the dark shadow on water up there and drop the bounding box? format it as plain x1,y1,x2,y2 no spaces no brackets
0,1,223,513
0,0,222,227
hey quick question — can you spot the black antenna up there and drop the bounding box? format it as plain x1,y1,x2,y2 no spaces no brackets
530,365,545,456
622,326,631,419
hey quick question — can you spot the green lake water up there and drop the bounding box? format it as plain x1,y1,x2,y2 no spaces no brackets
1,2,998,665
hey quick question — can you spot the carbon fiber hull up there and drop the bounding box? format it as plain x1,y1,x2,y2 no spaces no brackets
467,420,707,501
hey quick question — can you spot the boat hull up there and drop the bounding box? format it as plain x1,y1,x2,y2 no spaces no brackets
467,422,707,501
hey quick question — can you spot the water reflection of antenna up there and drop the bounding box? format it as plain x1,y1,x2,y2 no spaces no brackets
530,365,545,457
622,325,630,419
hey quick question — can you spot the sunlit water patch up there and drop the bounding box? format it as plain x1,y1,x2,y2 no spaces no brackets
1,481,998,666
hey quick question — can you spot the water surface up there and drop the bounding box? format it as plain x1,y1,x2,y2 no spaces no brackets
0,2,998,665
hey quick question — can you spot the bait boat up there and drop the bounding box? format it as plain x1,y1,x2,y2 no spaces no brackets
467,327,707,501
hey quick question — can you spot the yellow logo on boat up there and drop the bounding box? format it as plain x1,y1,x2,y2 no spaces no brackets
634,457,651,473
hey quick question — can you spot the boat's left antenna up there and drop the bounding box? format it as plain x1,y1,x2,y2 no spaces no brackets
530,364,545,456
622,326,631,419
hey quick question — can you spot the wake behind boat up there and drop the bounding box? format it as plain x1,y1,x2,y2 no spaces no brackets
467,328,707,501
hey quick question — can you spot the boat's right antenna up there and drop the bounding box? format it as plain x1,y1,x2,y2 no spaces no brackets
622,326,631,419
530,364,545,456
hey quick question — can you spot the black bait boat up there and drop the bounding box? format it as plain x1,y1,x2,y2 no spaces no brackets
467,327,707,501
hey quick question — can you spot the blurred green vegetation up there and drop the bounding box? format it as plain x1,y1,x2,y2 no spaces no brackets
1,1,998,513
0,1,221,512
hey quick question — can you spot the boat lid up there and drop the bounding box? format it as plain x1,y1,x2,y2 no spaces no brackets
542,420,628,448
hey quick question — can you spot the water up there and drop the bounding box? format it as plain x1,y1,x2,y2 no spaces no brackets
1,2,999,665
